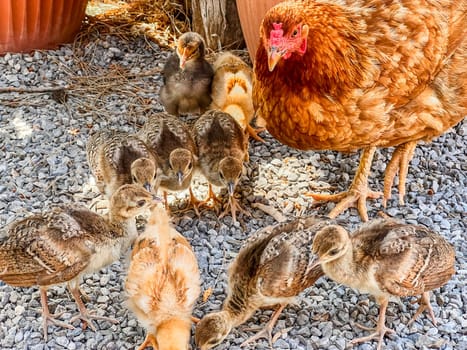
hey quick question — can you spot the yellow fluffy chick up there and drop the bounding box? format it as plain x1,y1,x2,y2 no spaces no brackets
210,52,264,144
125,206,201,350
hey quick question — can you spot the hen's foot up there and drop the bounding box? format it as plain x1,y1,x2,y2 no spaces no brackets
383,141,417,207
306,147,381,221
308,188,382,222
408,292,436,326
137,333,157,350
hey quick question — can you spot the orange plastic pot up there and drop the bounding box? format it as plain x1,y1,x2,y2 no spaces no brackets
0,0,88,54
236,0,283,62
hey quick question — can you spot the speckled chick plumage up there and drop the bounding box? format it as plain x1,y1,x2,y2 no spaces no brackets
160,31,214,116
0,184,156,340
125,206,200,350
86,130,157,198
138,112,197,195
312,218,456,350
195,216,329,350
192,110,248,221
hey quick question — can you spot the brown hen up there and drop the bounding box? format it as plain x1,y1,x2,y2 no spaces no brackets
254,0,467,221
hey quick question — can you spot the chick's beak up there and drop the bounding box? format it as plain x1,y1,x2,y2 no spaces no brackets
177,171,184,185
268,46,282,71
179,48,187,69
144,182,152,192
152,194,163,203
227,181,235,196
308,257,321,271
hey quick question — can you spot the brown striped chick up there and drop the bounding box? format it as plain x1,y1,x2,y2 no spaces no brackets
195,216,330,349
161,32,214,116
125,206,200,350
86,130,157,199
210,52,265,144
311,219,456,350
138,112,198,213
0,185,158,340
192,110,249,222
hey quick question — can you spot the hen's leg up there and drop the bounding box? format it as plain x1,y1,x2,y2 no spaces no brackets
407,292,436,326
240,304,287,348
68,282,118,330
137,333,158,350
40,287,74,341
352,297,394,350
383,141,417,207
307,147,382,221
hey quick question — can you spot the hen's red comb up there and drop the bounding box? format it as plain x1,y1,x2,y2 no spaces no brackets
270,23,284,46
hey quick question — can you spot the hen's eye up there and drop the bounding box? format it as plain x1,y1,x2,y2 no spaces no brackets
292,29,298,37
136,200,146,208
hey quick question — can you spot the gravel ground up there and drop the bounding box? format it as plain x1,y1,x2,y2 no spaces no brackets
0,33,465,350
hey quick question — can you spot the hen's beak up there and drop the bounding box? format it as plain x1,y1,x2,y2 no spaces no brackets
268,46,282,71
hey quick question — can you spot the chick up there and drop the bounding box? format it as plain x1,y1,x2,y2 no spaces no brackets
210,52,265,143
125,206,200,350
138,112,198,213
0,185,158,340
160,31,214,116
192,110,249,222
86,130,157,198
195,216,328,349
311,219,456,350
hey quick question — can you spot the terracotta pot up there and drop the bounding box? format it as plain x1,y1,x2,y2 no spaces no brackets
236,0,283,62
0,0,88,54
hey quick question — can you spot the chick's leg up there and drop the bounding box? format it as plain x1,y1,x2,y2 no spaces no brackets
383,141,417,207
247,124,266,143
39,287,74,341
219,194,250,223
137,333,158,350
307,147,382,221
407,292,436,326
352,297,394,350
240,304,287,348
68,281,118,330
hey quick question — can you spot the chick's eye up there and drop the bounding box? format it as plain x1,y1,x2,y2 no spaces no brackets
329,248,339,256
219,172,224,180
132,176,137,182
188,161,193,169
136,200,146,208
